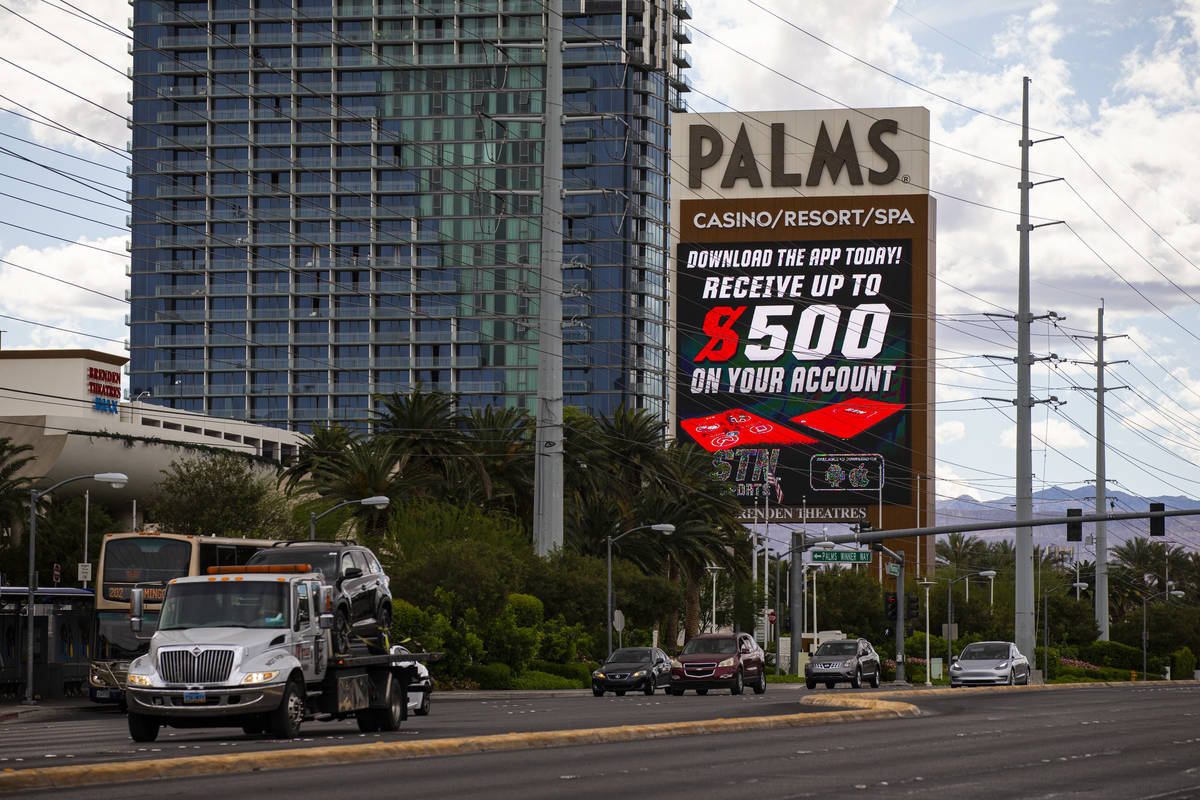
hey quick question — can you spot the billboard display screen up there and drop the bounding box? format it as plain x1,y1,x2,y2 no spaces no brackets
676,195,928,507
672,109,934,515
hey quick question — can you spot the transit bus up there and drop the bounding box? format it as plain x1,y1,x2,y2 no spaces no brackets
89,532,279,705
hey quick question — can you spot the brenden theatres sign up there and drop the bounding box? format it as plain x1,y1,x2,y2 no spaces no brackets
671,108,935,512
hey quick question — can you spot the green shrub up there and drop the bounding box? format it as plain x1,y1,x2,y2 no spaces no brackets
529,660,593,685
511,670,582,690
464,662,514,690
1081,640,1142,671
538,617,595,664
1170,647,1196,679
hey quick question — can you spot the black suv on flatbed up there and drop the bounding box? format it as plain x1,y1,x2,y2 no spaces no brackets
246,541,391,653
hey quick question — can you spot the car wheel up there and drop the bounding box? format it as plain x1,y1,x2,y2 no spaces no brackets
696,688,708,696
1021,670,1030,686
615,690,625,696
851,667,862,689
592,688,604,697
643,678,655,696
269,678,305,738
1007,669,1015,686
414,685,431,717
825,681,836,689
128,712,160,743
332,608,352,655
731,670,744,695
870,667,880,688
805,678,817,690
753,671,766,694
371,604,392,654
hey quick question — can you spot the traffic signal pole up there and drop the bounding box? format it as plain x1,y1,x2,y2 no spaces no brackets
874,542,905,683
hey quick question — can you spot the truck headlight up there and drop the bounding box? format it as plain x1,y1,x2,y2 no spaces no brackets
126,673,153,687
240,671,280,685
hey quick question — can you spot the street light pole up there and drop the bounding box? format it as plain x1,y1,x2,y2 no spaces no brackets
919,580,935,685
706,565,722,634
947,570,996,672
606,523,674,657
25,472,127,705
308,495,390,541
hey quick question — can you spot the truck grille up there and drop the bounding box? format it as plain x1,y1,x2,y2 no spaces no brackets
158,649,235,684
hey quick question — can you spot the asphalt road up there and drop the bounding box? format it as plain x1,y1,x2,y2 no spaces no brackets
4,683,1200,798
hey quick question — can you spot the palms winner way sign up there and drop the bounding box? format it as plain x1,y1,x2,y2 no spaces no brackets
811,549,872,563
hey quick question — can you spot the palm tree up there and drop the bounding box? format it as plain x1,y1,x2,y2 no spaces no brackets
373,387,479,498
457,405,533,519
1111,537,1173,594
296,437,426,545
278,424,356,493
0,436,35,528
936,532,987,575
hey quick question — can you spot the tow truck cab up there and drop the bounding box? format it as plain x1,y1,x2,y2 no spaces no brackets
123,564,417,742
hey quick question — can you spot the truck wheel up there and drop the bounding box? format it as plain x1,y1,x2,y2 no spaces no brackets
356,710,380,732
375,673,405,732
269,678,305,739
128,712,160,743
333,609,352,655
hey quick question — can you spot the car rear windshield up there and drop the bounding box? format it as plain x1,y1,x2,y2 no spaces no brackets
682,638,736,655
961,643,1010,660
815,642,858,657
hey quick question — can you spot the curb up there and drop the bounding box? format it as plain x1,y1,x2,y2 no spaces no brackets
0,696,919,793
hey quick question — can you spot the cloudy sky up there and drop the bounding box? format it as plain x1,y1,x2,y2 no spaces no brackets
1,0,1199,522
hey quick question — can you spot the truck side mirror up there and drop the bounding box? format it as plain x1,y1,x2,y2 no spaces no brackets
130,587,144,633
317,584,334,629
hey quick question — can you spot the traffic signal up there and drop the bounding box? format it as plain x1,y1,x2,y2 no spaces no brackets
1066,508,1082,542
1150,502,1165,536
884,591,898,617
905,593,918,619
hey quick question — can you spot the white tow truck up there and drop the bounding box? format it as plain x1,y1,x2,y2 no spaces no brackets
123,564,433,742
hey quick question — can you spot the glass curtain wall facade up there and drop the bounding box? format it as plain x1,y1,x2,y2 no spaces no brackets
127,0,690,431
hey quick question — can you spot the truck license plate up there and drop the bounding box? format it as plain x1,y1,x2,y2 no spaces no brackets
183,690,206,704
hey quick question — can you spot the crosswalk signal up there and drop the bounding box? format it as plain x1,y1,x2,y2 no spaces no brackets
1150,502,1165,536
1066,508,1082,542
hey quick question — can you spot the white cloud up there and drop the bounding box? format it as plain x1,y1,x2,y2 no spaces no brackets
937,419,967,444
998,416,1089,449
0,236,128,356
0,0,129,153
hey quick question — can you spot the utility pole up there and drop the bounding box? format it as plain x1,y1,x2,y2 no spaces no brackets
1012,77,1064,659
1070,304,1127,640
533,0,564,556
1014,76,1035,660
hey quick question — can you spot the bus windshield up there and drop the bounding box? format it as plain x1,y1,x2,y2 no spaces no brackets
103,537,192,586
95,610,158,660
159,582,289,630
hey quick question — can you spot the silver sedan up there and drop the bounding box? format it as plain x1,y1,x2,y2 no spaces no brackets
949,641,1030,687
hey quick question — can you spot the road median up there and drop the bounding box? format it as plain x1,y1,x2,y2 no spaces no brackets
0,694,919,792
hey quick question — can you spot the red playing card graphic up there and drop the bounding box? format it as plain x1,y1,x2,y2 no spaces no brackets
681,409,817,452
791,398,904,439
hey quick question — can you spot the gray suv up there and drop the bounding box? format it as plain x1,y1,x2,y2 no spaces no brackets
246,542,391,654
805,638,881,689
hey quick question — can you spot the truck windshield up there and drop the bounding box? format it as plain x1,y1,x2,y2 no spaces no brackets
158,582,290,630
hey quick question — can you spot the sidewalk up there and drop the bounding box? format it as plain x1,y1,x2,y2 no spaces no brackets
0,696,101,723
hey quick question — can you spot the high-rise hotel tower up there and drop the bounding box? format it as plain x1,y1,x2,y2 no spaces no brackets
127,0,691,430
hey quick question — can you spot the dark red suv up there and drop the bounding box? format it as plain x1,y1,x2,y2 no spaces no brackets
668,633,767,695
